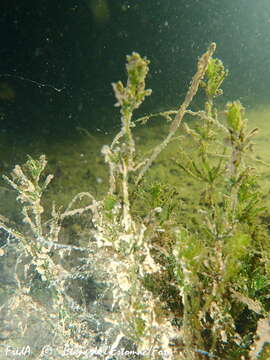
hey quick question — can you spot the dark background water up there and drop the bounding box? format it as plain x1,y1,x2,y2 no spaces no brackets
1,0,270,137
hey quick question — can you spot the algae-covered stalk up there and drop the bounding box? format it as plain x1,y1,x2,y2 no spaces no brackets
105,52,152,231
202,57,228,117
225,101,258,222
112,52,152,171
135,42,217,185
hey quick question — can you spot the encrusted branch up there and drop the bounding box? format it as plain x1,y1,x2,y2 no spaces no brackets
135,42,216,185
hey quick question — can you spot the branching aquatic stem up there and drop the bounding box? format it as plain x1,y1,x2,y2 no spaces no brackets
135,42,216,185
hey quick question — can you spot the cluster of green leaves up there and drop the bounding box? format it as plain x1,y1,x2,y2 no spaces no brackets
129,52,270,359
169,56,270,359
131,181,180,225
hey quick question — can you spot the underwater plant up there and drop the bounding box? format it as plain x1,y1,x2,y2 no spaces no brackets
1,43,270,359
